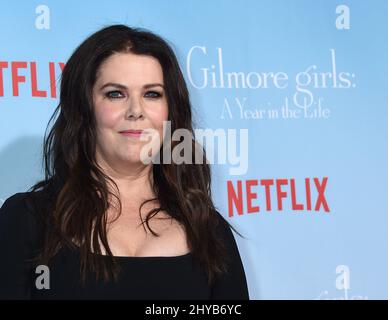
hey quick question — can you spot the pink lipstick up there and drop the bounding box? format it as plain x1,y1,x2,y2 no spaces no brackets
119,129,144,138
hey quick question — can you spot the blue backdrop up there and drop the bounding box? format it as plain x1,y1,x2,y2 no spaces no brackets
0,0,387,299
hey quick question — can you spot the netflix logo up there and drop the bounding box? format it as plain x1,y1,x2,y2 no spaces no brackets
227,177,330,217
0,60,65,97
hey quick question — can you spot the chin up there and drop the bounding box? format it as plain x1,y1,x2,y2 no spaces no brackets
120,154,143,164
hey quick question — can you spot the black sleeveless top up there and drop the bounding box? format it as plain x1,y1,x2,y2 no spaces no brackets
0,192,249,300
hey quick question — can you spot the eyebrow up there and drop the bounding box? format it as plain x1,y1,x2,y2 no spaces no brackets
99,82,164,90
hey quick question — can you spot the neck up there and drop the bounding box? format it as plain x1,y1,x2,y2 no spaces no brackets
96,158,157,212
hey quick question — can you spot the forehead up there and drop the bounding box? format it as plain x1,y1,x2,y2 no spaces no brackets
95,52,164,85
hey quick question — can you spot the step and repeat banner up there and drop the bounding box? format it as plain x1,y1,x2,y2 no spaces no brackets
0,0,387,299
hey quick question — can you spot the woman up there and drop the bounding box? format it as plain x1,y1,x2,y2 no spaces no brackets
0,24,249,300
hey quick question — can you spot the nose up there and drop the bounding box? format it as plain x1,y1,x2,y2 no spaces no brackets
125,96,144,120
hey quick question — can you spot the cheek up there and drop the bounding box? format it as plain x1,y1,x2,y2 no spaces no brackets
95,104,121,130
147,103,169,129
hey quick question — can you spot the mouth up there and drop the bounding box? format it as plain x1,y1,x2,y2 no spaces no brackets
119,129,145,138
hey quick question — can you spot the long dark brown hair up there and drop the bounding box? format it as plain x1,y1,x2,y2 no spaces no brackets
28,24,243,286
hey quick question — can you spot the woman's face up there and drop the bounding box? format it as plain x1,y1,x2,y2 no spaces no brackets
92,52,168,172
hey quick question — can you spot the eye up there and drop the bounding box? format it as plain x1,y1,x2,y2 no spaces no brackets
145,91,163,99
105,90,125,99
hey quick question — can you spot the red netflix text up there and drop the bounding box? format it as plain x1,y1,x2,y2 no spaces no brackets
227,177,330,217
0,60,65,98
